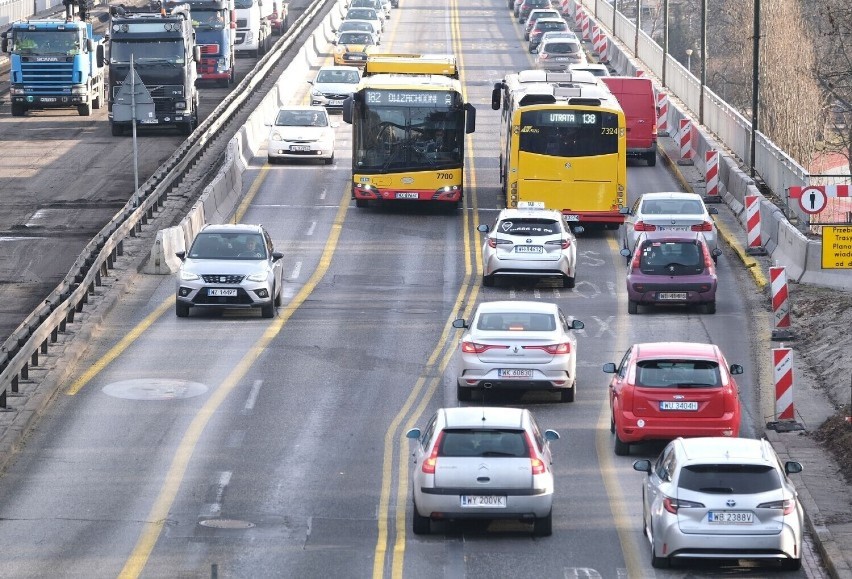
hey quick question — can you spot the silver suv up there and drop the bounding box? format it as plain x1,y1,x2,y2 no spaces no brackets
633,437,804,571
175,224,284,318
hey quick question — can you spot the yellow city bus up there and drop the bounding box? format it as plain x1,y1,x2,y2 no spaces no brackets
491,70,627,226
342,54,476,209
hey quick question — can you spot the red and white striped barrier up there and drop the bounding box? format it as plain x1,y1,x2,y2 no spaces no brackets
656,91,668,135
591,22,600,55
635,69,645,77
598,32,609,63
705,150,720,201
676,119,693,164
581,10,591,41
773,347,795,421
770,266,795,340
744,194,767,255
787,185,852,199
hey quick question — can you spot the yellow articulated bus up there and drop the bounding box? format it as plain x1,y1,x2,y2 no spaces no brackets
491,70,627,227
342,54,476,210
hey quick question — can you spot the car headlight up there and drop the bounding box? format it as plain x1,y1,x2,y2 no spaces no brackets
335,46,345,54
180,270,200,281
71,85,87,95
270,130,282,141
246,271,268,282
311,88,323,96
175,101,187,110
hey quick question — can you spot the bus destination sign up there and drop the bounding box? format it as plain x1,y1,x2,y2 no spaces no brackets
365,89,454,107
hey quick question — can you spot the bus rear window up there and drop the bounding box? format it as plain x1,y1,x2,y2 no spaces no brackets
519,109,619,157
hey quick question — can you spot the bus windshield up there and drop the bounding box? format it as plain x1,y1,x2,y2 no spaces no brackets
519,109,620,157
353,92,464,172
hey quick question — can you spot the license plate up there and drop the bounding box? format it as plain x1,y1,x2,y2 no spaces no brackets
460,495,507,508
515,245,543,253
208,288,237,297
499,369,533,378
659,226,689,231
395,192,419,199
564,214,580,221
41,97,57,102
290,145,311,151
708,511,753,524
658,292,688,300
660,401,698,411
347,55,365,60
328,99,343,105
140,118,159,124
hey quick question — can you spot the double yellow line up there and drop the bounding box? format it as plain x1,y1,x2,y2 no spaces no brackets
370,0,481,576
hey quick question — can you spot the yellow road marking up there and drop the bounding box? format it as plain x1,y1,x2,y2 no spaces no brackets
120,184,352,578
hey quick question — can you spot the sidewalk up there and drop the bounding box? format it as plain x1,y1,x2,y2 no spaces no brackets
657,132,852,579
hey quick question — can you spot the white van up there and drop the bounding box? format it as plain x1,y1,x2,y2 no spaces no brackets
234,0,273,57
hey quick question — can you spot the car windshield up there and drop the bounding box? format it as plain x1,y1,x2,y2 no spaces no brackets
678,464,781,494
316,69,360,84
635,360,721,388
275,110,328,127
346,8,375,19
339,32,374,44
340,22,372,33
543,41,580,55
642,199,705,215
439,429,529,458
495,218,560,236
476,312,557,332
189,233,267,259
639,241,703,273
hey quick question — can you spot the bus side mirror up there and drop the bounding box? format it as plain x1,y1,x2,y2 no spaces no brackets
491,83,502,110
96,44,105,67
342,96,353,124
193,45,201,62
465,102,476,134
86,38,94,52
1,37,8,54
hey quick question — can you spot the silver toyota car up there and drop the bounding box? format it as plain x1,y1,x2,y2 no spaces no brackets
175,224,284,318
633,437,804,571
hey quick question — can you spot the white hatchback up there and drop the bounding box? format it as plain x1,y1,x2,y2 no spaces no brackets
407,406,560,536
452,300,584,402
267,106,336,164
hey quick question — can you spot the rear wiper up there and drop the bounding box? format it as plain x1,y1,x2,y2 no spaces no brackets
672,383,716,388
480,451,518,457
697,486,734,494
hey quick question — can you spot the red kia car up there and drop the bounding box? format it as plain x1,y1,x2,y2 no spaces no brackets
603,342,742,456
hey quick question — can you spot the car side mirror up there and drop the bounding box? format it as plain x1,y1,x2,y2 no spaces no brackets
785,461,803,475
570,320,584,330
477,224,490,233
712,248,722,258
176,251,186,260
602,362,617,374
729,363,744,375
405,428,421,439
620,248,631,258
452,318,467,329
708,207,719,214
271,251,284,261
544,429,560,441
307,79,313,85
632,459,652,473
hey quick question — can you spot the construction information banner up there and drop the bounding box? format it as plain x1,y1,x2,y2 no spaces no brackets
822,226,852,269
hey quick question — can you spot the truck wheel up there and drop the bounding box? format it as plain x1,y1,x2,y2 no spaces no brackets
111,123,124,136
78,102,92,116
10,103,26,117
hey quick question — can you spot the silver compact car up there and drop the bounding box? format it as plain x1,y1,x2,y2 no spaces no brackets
621,191,719,258
406,406,560,536
309,66,361,110
478,203,580,287
267,106,337,164
452,300,584,402
633,437,804,571
175,224,284,318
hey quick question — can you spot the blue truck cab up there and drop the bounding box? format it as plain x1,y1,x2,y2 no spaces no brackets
1,18,106,117
166,0,236,87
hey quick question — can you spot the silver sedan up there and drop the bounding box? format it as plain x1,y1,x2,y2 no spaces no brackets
621,191,719,258
452,300,584,402
478,203,580,287
406,406,560,536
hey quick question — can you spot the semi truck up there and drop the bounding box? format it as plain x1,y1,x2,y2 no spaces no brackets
1,16,106,117
165,0,236,87
234,0,272,58
107,4,201,135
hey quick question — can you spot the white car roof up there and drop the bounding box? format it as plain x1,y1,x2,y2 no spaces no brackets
528,9,561,17
441,406,528,430
497,206,565,221
674,437,774,465
640,191,704,201
276,105,327,113
474,300,560,315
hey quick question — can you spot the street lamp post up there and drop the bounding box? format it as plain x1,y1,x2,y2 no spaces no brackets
686,48,693,73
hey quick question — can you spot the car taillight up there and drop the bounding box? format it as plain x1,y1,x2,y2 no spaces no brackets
662,496,704,514
701,242,714,269
633,221,657,232
488,237,497,248
757,498,796,515
525,342,570,354
545,239,570,249
691,221,713,232
461,341,509,354
539,52,548,59
524,432,546,475
488,238,511,249
421,431,444,474
631,250,642,269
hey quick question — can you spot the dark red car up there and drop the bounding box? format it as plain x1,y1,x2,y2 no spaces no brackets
603,341,743,456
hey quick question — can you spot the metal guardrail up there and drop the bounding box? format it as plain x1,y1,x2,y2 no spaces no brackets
0,0,334,406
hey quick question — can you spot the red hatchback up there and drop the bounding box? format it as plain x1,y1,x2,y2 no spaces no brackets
603,342,742,456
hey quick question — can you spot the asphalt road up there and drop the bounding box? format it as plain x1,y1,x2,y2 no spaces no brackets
0,0,825,577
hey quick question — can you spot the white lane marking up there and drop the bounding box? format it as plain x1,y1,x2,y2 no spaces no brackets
306,221,317,236
319,188,327,201
244,379,262,412
288,262,302,281
199,471,232,519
